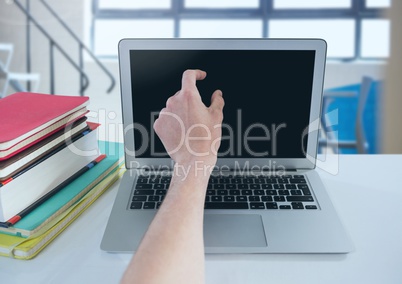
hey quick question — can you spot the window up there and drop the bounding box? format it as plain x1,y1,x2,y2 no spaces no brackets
180,20,262,38
94,20,174,56
90,0,391,60
185,0,259,9
273,0,352,9
361,19,390,58
269,20,355,58
98,0,171,9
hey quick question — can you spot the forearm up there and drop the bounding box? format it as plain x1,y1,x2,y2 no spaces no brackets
121,163,210,284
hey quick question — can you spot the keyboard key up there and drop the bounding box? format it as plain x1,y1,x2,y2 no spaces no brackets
266,178,277,183
279,205,291,209
143,202,156,209
148,196,160,202
156,202,162,209
211,196,222,202
130,202,143,209
249,184,261,190
291,202,304,209
241,190,252,196
155,190,166,195
278,190,290,195
248,196,260,202
281,175,293,178
277,178,289,184
207,184,212,189
214,184,224,190
297,184,309,189
160,177,171,183
266,189,277,195
243,178,254,184
289,178,306,184
136,178,148,184
134,189,154,195
274,196,286,202
135,184,153,189
266,202,278,209
229,189,240,195
253,190,265,196
149,178,161,183
205,202,249,209
153,184,165,189
219,178,231,183
132,196,147,202
261,196,273,202
293,175,305,178
290,190,302,195
286,196,314,202
285,184,297,190
250,202,265,209
236,196,247,202
217,190,228,195
226,184,237,189
207,189,216,196
254,178,266,184
224,196,235,202
305,205,317,209
231,178,242,184
238,184,249,189
273,184,285,190
261,184,273,189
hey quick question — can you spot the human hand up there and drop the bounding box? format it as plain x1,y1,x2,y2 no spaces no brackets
153,69,224,167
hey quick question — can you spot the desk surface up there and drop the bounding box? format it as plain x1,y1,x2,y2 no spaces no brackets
1,155,401,284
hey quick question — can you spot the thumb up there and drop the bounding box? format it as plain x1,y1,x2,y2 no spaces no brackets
210,89,224,111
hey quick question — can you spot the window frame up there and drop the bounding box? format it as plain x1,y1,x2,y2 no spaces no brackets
90,0,390,60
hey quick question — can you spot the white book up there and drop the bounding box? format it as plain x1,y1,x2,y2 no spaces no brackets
0,124,99,222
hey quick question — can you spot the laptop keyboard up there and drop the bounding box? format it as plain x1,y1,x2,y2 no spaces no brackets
129,173,318,210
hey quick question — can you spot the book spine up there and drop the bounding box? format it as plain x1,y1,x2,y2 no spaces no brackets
0,125,99,222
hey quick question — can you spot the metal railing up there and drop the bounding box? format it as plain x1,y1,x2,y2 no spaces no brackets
14,0,115,96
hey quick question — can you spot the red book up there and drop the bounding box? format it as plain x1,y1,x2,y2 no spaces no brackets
0,92,89,160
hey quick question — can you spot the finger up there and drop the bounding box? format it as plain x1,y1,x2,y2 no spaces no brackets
181,69,207,92
210,89,224,111
166,96,174,109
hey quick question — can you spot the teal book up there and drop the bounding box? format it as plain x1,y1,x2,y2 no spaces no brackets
0,141,124,238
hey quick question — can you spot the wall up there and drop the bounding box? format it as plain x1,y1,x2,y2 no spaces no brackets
380,1,402,153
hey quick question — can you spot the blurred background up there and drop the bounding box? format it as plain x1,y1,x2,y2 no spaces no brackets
0,0,400,154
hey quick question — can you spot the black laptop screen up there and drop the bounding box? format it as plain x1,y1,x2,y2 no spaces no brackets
129,50,315,159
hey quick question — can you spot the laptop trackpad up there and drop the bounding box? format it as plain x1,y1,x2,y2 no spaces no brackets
204,214,267,247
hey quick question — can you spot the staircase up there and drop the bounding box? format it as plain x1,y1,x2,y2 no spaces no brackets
1,0,115,97
0,43,40,98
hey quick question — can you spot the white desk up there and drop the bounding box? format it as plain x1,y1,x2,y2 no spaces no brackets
1,155,402,284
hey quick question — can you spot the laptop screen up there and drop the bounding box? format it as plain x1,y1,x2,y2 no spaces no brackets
129,50,315,159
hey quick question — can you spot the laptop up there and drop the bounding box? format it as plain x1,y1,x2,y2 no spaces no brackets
101,38,353,253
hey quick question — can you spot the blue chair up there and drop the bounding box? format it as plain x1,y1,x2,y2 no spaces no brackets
319,76,376,154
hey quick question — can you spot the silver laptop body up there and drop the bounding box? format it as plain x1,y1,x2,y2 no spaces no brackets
101,39,353,253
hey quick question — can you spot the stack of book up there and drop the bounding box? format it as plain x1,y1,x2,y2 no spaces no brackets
0,92,124,259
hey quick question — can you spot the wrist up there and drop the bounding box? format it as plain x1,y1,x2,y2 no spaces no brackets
173,159,215,183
